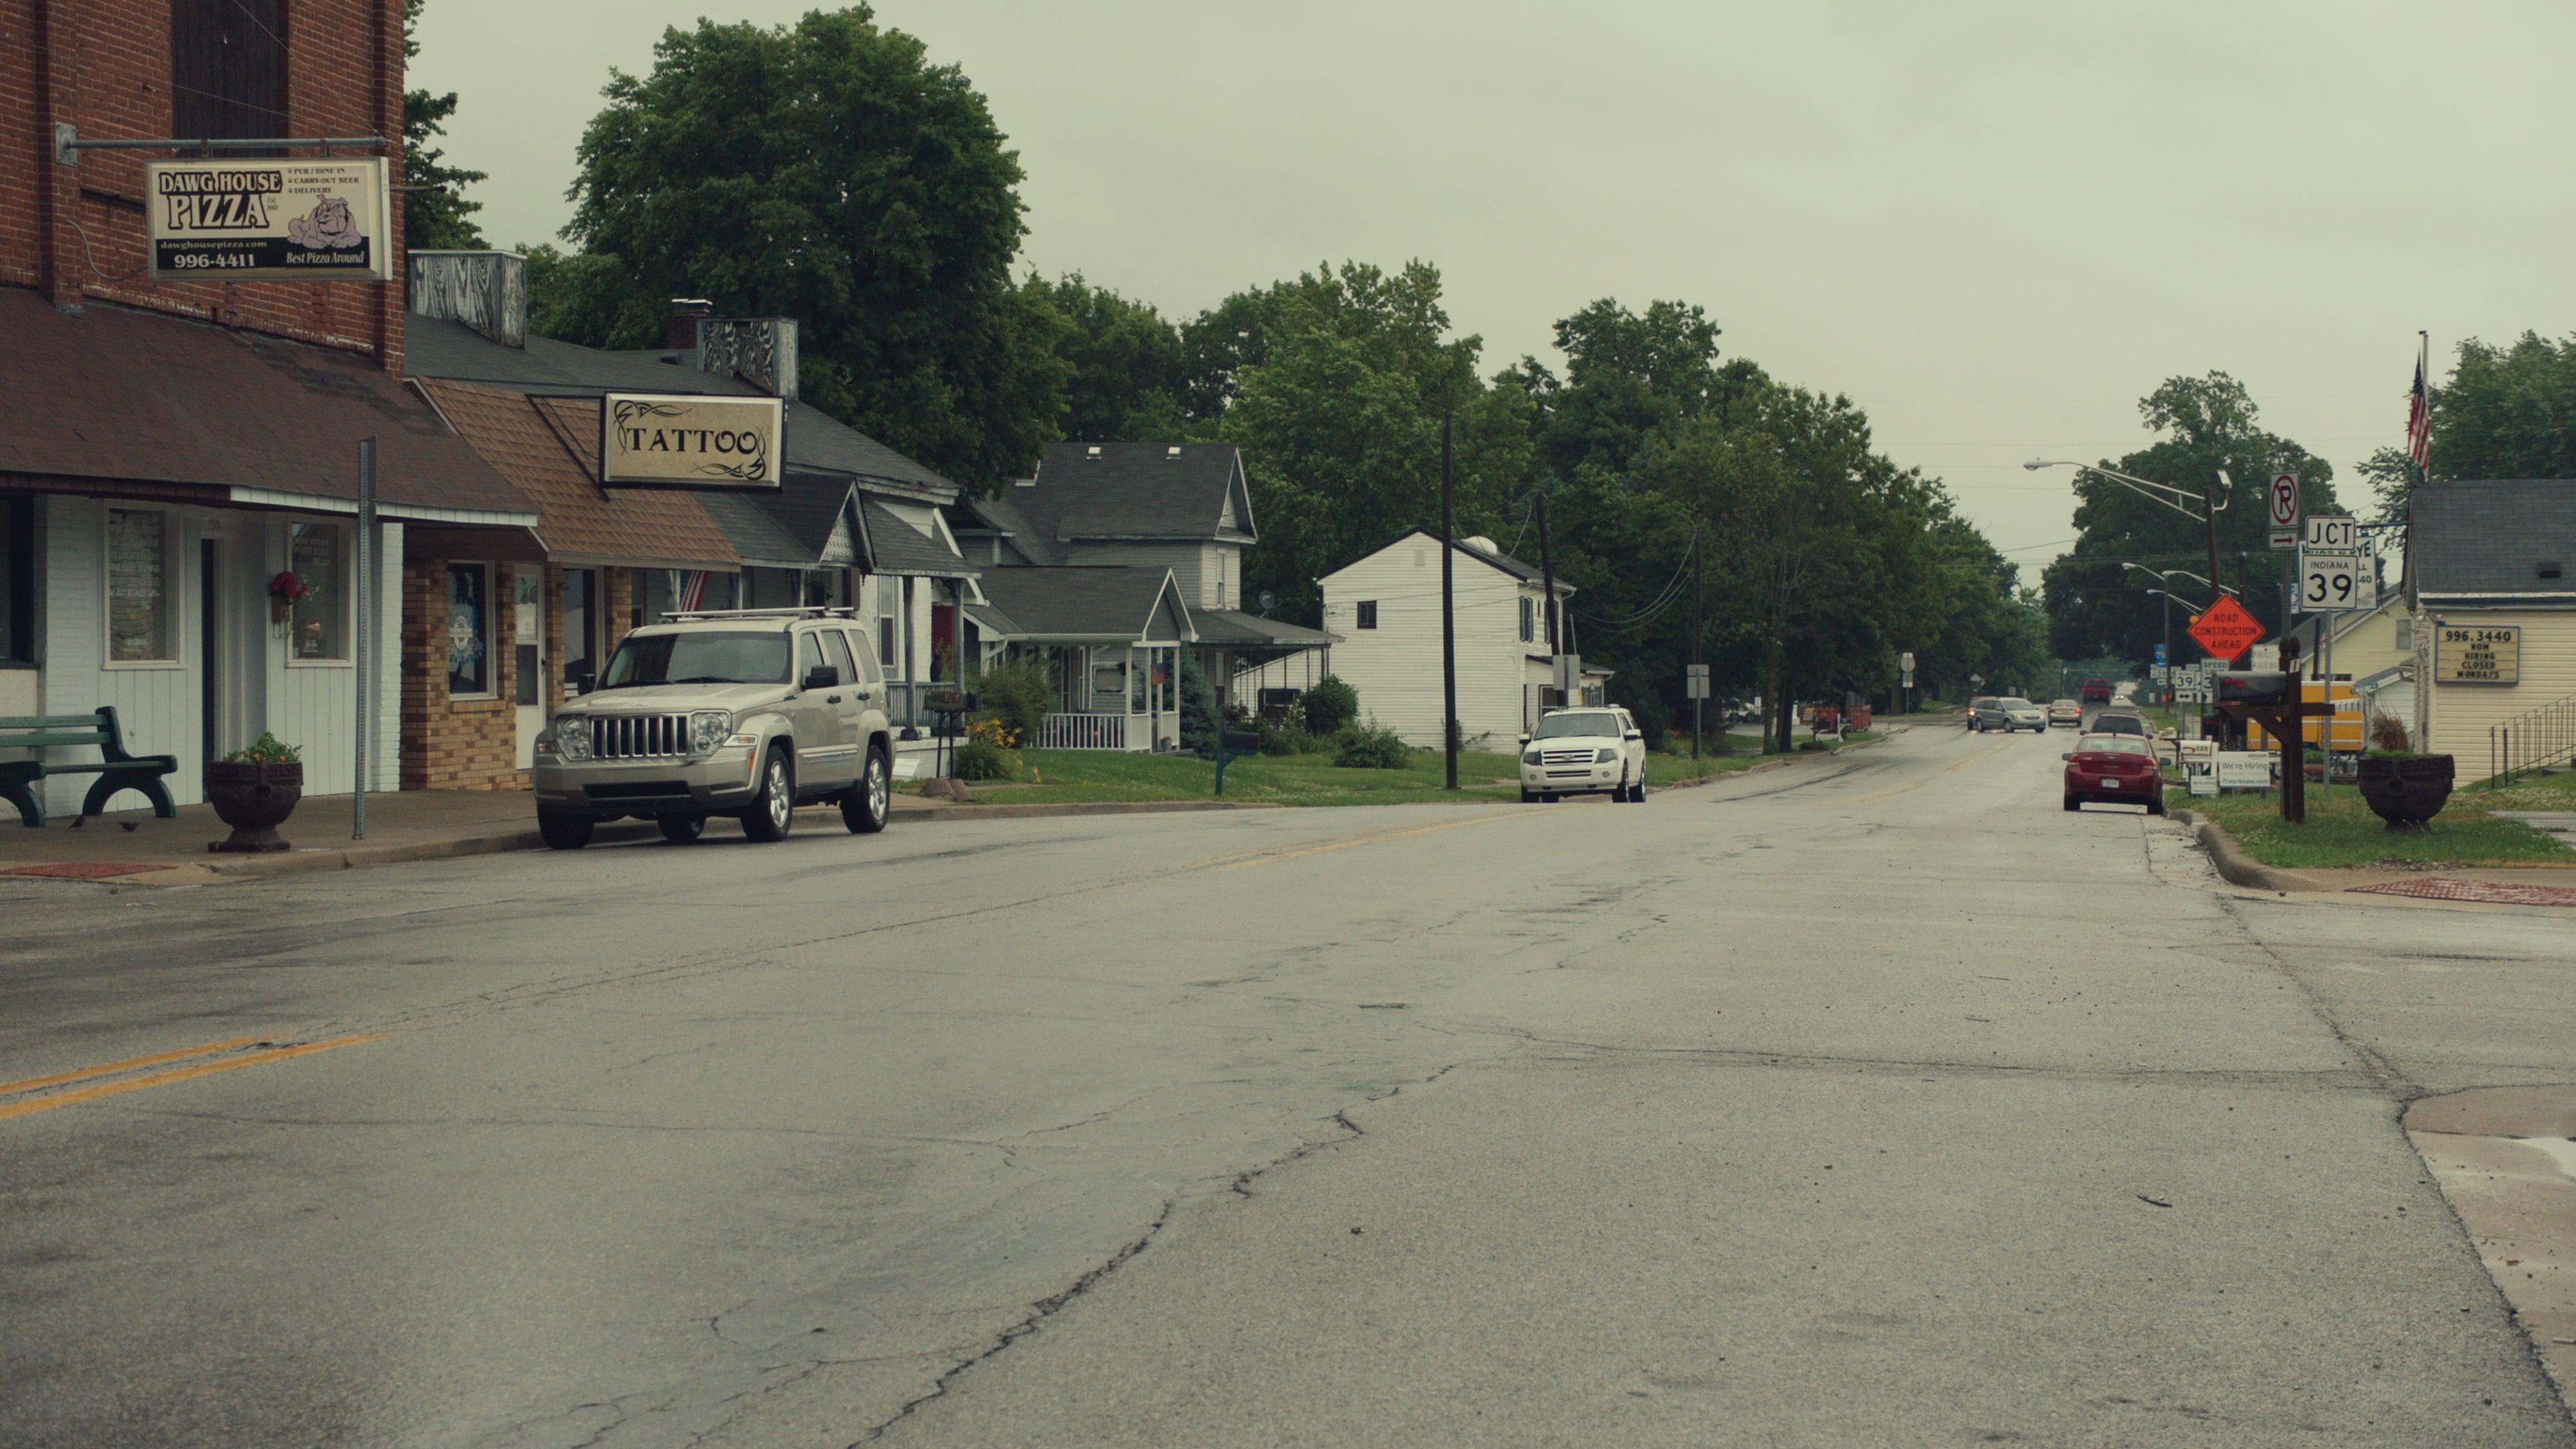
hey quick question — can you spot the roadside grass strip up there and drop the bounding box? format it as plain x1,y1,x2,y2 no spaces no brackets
2171,784,2576,871
0,1033,388,1122
943,746,1766,808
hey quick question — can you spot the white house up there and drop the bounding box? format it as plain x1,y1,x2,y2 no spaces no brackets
2407,480,2576,777
1315,532,1604,748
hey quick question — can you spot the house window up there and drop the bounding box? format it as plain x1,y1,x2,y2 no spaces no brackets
447,564,492,697
1,498,33,666
170,0,287,147
1356,600,1378,630
105,506,178,663
1519,596,1535,644
2394,616,2414,651
286,521,348,661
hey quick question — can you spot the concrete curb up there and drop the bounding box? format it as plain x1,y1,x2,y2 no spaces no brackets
2174,809,2328,894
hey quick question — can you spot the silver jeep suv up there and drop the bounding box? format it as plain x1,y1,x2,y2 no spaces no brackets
531,608,895,849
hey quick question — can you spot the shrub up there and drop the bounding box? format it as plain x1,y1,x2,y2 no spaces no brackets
1303,675,1359,736
223,732,300,765
1178,651,1222,758
1256,718,1303,755
951,737,1022,782
1334,717,1413,769
971,657,1053,745
2369,712,2412,753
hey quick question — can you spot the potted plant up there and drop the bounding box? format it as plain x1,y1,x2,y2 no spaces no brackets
207,732,303,853
2356,752,2454,831
266,570,309,625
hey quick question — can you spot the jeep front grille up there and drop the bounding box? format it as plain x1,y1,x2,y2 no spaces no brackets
1539,748,1595,766
592,714,692,760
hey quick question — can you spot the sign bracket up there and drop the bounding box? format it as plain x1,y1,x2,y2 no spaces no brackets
55,124,386,168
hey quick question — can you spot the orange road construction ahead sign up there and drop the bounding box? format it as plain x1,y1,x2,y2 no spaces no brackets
2187,596,2263,663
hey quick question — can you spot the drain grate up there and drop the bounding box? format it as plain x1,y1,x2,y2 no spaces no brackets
2349,877,2576,907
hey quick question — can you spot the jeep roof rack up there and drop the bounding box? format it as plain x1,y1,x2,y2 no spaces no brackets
658,606,865,623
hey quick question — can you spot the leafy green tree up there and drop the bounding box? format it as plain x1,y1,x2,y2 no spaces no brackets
2431,332,2576,482
2041,372,2339,666
1024,274,1191,442
550,6,1065,488
1177,651,1222,757
400,0,486,252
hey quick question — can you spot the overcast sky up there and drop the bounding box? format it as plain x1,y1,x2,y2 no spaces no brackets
415,1,2576,568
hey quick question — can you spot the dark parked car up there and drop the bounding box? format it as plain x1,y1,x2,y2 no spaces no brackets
2063,734,2166,814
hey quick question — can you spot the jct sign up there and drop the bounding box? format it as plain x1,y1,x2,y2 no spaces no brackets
145,158,392,282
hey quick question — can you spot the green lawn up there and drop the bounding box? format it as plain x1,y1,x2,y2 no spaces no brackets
2174,771,2576,870
926,743,1772,808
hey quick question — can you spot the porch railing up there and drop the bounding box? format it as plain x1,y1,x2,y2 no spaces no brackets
2490,690,2576,787
1038,712,1138,751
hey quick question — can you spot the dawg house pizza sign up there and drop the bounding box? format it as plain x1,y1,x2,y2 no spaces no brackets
144,158,392,282
598,394,786,489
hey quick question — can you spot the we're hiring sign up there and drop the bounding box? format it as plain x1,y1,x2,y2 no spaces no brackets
598,394,784,489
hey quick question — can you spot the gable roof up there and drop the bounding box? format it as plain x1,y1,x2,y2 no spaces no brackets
1014,441,1254,543
973,566,1191,642
420,380,735,570
955,488,1061,565
405,315,961,502
1319,529,1573,594
860,498,973,578
2414,480,2576,599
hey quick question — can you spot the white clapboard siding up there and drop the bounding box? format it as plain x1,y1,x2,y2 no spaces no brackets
2421,608,2576,773
1321,538,1538,749
42,498,201,813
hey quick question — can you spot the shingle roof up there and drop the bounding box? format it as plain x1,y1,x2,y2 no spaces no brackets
2414,480,2576,598
748,474,859,566
1016,441,1251,543
694,493,810,569
859,498,973,577
957,489,1060,564
973,566,1184,641
406,315,961,502
1189,608,1338,648
421,381,736,569
0,290,533,521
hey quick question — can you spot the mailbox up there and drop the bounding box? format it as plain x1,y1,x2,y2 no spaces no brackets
2214,672,2292,706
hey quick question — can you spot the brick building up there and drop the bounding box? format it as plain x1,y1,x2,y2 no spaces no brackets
0,0,538,816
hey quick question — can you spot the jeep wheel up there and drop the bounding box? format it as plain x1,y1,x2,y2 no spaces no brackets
658,814,705,844
537,809,593,851
843,745,892,834
742,747,794,842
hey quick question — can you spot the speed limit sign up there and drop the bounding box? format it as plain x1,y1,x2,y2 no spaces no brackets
2267,472,2300,549
2298,547,2373,612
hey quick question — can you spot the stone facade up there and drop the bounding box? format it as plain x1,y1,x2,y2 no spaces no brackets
399,557,523,791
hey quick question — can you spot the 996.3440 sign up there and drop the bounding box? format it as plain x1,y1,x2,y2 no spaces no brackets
2435,625,2520,684
144,158,391,282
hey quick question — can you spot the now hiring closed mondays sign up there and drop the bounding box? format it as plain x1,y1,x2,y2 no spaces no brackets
597,394,785,489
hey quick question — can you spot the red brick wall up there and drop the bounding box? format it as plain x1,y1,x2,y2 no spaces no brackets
400,556,525,791
0,0,407,370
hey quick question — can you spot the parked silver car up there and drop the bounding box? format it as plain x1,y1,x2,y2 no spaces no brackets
531,608,896,849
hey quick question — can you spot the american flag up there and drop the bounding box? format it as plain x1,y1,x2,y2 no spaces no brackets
2406,336,2432,472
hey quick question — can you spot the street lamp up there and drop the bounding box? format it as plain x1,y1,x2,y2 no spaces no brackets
2029,460,2232,606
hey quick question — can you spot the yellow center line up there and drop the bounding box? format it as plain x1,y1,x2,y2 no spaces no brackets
0,1033,390,1123
1203,808,1537,873
1820,739,2012,808
0,1036,266,1098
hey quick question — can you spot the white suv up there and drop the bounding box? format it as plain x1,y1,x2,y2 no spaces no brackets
1519,706,1650,804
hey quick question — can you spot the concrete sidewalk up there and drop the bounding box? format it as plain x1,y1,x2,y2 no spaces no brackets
0,787,1256,887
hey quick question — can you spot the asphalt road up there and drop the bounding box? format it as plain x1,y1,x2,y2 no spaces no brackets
4,725,2573,1446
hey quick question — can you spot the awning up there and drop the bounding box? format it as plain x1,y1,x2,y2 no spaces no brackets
1189,608,1338,649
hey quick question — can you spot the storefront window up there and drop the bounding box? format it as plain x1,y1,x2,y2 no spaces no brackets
447,564,492,696
106,507,176,663
561,569,596,686
287,522,347,661
1,498,33,665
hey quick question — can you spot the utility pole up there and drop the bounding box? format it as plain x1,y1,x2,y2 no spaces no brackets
1536,492,1559,709
1690,531,1703,761
353,438,375,840
1440,418,1458,790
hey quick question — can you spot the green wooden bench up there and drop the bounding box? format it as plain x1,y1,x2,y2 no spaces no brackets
0,708,178,827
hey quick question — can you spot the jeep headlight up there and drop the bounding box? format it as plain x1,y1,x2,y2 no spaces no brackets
1595,747,1619,764
553,714,592,761
690,709,735,756
1522,749,1542,765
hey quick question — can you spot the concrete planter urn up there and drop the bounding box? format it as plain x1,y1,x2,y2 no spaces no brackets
206,761,302,853
2357,755,2453,831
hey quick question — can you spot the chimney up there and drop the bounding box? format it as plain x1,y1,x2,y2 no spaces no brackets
407,250,528,347
698,317,799,400
666,299,714,352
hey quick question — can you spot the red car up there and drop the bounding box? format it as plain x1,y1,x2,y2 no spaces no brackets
2063,734,2166,814
2080,678,2113,706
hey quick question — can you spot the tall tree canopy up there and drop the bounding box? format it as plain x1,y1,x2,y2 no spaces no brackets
544,6,1065,488
400,0,486,252
2041,372,2338,668
2365,331,2576,529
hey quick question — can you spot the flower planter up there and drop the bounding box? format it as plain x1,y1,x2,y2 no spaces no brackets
2356,755,2453,831
206,761,303,852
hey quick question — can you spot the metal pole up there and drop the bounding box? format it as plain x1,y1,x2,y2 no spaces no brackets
353,438,375,839
1440,418,1458,790
1691,531,1703,761
1536,493,1558,657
